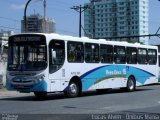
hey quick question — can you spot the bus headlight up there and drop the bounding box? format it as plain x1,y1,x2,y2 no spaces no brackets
34,75,45,83
38,77,43,82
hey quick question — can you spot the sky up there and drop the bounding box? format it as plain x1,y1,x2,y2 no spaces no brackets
0,0,160,44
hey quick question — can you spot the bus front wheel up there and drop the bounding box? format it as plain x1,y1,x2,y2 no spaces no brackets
64,81,80,98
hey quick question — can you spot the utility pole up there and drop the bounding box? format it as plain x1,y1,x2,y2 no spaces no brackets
71,5,88,37
24,0,32,33
43,0,47,33
44,0,46,19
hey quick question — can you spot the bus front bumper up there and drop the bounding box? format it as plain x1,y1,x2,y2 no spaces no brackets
6,80,47,93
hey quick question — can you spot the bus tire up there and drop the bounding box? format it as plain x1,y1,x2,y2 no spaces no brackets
34,92,47,99
127,76,136,92
64,80,80,98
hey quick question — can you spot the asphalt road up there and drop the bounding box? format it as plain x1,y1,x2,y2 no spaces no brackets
0,84,160,120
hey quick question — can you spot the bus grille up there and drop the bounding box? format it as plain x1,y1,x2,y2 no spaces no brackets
12,79,32,83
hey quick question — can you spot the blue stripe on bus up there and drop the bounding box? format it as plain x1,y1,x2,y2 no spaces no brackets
80,65,155,90
80,65,110,79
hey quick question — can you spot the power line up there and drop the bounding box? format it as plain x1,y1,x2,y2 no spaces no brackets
0,16,20,23
0,25,21,31
56,28,78,36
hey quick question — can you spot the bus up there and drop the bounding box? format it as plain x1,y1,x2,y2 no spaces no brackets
158,52,160,82
6,33,159,98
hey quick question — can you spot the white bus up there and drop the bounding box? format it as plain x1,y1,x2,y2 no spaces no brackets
158,52,160,82
6,33,159,98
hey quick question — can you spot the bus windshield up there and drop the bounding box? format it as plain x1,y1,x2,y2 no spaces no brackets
7,35,47,71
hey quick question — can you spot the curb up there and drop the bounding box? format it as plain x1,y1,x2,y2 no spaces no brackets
0,86,6,92
0,87,33,98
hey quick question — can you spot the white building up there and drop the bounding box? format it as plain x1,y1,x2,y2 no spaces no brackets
0,30,14,87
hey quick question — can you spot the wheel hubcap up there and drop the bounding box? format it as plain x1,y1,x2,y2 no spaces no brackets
128,79,134,90
69,83,77,94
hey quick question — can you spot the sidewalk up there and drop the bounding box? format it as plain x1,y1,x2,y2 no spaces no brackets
0,87,33,98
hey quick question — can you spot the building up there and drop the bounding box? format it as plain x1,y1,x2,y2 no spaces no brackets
0,30,14,45
0,30,14,56
0,30,14,87
21,14,56,33
84,0,149,44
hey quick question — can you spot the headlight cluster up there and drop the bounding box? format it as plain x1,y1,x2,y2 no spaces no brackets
34,74,45,83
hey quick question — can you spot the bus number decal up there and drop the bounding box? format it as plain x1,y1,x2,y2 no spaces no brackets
62,69,65,77
71,72,80,76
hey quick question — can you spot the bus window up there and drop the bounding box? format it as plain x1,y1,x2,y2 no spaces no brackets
85,43,99,63
100,44,113,63
49,40,65,73
67,42,84,63
138,48,147,64
126,47,137,64
148,49,157,65
114,46,126,64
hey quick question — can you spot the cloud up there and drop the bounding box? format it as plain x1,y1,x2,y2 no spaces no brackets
10,4,25,10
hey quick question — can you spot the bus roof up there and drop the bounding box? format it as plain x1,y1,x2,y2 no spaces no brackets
11,33,157,49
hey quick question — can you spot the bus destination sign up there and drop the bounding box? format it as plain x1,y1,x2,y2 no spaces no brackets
13,36,41,42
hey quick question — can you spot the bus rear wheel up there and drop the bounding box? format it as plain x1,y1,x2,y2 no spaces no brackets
34,92,47,99
127,77,136,92
64,81,80,98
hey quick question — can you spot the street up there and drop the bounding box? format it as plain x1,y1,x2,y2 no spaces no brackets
0,84,160,120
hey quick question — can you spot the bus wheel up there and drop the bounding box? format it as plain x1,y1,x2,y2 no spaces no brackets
64,81,80,98
34,92,47,99
127,77,136,92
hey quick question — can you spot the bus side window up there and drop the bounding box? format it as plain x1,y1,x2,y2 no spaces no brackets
85,43,99,63
138,48,147,64
100,44,113,63
126,47,137,64
68,44,76,62
148,49,157,65
114,46,126,64
67,41,84,63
